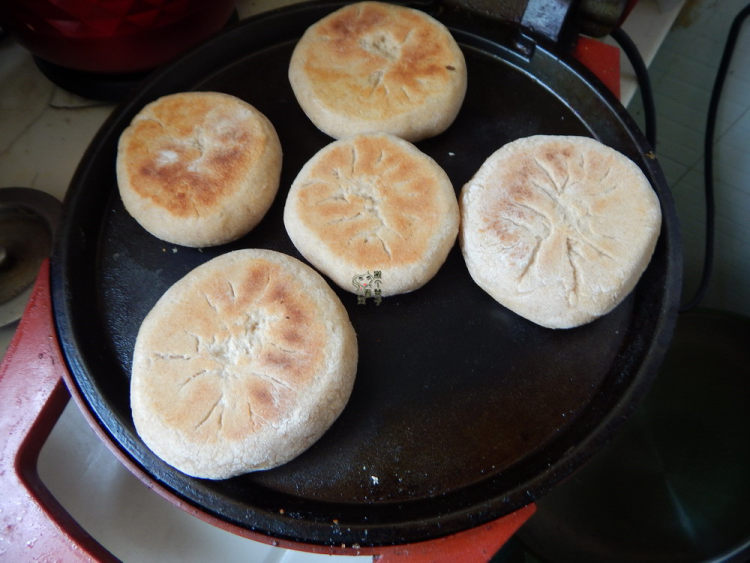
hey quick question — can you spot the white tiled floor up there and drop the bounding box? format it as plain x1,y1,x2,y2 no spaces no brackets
627,0,750,316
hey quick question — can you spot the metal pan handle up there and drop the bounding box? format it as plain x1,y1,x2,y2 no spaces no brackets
0,259,535,561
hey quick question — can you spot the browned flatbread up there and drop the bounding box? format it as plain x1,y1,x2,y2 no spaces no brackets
460,135,662,329
117,91,282,247
130,249,358,479
283,133,459,297
288,1,467,141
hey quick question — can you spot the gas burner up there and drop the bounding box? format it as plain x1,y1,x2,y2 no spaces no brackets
0,188,60,327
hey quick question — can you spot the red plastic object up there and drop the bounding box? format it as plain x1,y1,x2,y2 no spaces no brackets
371,506,536,563
574,36,622,100
0,260,535,561
0,0,235,73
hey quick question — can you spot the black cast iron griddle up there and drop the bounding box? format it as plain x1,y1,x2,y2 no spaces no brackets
50,0,682,548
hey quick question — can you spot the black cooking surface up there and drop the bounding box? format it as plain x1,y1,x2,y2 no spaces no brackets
51,1,681,548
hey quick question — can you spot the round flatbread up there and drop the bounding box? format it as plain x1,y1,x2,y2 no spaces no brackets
460,135,662,329
284,133,459,297
288,1,467,142
117,91,282,247
130,249,358,479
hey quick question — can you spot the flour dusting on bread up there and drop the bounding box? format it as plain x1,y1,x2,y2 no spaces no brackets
117,91,282,247
284,133,459,297
130,249,358,479
460,135,661,329
288,1,467,141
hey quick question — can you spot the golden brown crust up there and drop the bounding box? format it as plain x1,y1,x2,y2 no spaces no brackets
124,101,260,218
130,249,358,479
289,1,467,141
117,92,282,247
460,135,662,329
284,133,459,296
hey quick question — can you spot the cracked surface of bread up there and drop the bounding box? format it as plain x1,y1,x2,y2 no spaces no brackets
284,133,459,297
288,1,467,141
130,249,358,479
117,91,282,247
460,135,662,329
